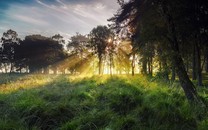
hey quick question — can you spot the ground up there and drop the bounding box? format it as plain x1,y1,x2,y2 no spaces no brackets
0,74,207,130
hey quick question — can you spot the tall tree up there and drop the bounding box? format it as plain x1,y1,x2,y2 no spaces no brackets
106,37,116,75
67,33,89,55
0,29,20,73
109,0,207,102
51,34,66,74
67,33,90,74
89,26,113,75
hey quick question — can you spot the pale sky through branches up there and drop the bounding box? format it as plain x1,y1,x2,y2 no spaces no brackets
0,0,119,40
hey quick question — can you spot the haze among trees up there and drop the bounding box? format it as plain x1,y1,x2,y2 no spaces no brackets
0,0,208,129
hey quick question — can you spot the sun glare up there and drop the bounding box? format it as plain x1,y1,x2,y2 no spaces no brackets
103,67,110,74
108,38,112,43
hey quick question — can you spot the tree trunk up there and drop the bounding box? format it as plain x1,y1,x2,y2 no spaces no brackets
29,66,36,73
205,46,208,73
4,64,7,73
37,69,42,74
186,56,189,73
20,66,22,73
44,67,49,74
148,56,153,76
142,58,147,74
192,43,197,80
195,42,203,86
54,67,57,74
148,57,151,75
174,54,198,101
131,53,135,76
109,52,113,76
26,66,29,73
162,59,169,81
9,63,13,73
151,57,153,75
171,64,176,81
62,69,65,74
110,62,112,75
159,61,162,72
161,3,199,102
98,56,102,75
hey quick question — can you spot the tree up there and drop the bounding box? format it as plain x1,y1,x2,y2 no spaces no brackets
52,34,65,45
89,26,114,75
19,35,66,73
109,0,207,102
0,29,20,73
51,34,66,74
67,33,91,74
106,37,117,75
114,40,132,74
67,33,89,55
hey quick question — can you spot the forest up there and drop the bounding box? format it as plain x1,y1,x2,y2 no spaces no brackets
0,0,208,129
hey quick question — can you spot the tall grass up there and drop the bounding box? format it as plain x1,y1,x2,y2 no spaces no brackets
0,74,207,129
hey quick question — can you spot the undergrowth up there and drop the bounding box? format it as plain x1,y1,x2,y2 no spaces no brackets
0,74,207,130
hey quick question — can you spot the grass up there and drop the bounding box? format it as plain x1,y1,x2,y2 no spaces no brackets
0,74,207,130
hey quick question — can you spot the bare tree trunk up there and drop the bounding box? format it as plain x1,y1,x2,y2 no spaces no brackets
44,67,49,74
171,64,176,81
10,63,13,73
148,56,153,76
159,61,162,72
54,67,57,74
148,57,151,75
131,53,135,76
195,42,203,86
186,56,189,73
192,43,197,80
162,60,169,81
161,3,199,102
62,69,65,74
4,64,8,73
26,67,29,73
109,52,113,76
150,57,153,75
205,46,208,73
142,58,147,74
98,56,102,75
174,53,198,101
20,66,22,74
110,62,112,76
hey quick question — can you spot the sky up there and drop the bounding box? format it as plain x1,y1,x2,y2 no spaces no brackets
0,0,119,40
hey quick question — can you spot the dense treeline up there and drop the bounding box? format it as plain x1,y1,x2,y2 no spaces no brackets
0,30,67,74
0,27,131,75
109,0,208,102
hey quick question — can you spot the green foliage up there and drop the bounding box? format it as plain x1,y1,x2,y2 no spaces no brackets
0,74,207,129
18,35,67,73
89,25,114,74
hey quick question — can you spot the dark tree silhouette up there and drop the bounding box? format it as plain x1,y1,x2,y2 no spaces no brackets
109,0,208,102
89,26,113,75
18,35,66,73
67,33,90,74
0,29,20,73
52,34,65,45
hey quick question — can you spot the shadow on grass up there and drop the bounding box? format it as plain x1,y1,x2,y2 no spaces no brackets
0,75,206,130
0,73,30,84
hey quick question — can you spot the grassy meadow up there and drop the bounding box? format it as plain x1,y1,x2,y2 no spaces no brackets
0,74,208,130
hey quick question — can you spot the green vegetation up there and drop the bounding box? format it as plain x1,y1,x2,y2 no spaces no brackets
1,1,207,129
0,74,207,130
